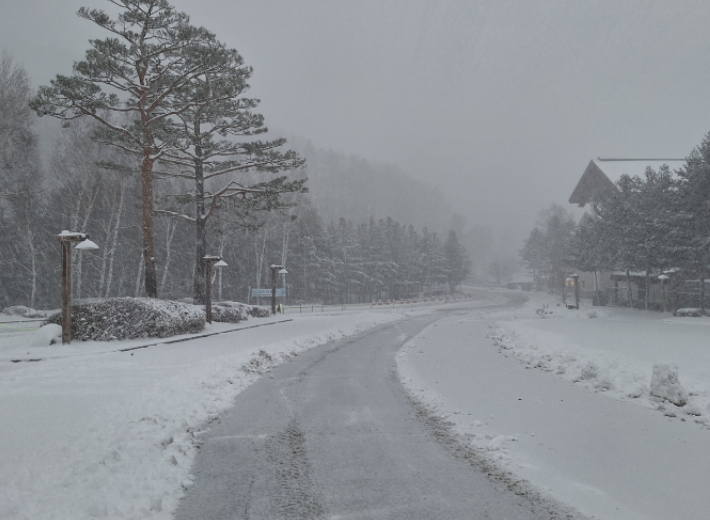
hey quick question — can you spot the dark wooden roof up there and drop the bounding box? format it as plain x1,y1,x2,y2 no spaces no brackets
568,160,615,207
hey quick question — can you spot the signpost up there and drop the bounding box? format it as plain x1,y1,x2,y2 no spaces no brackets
251,288,285,298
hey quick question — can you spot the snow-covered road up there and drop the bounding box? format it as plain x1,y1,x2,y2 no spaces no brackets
176,312,578,520
398,292,710,520
0,311,412,519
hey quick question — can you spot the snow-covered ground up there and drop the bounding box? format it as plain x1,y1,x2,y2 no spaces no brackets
7,290,709,520
398,291,710,520
1,308,416,520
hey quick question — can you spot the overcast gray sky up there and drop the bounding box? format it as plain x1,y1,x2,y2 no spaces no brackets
2,0,710,250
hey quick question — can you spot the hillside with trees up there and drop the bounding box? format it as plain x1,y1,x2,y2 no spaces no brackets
287,137,456,235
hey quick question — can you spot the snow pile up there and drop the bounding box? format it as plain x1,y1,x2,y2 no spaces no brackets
488,323,637,395
1,305,46,318
45,298,205,341
29,324,62,346
650,363,688,407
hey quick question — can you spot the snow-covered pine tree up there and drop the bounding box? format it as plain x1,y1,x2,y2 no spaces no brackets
156,36,305,304
31,0,234,298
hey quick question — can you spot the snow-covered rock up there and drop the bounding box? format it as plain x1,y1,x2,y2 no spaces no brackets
29,324,62,346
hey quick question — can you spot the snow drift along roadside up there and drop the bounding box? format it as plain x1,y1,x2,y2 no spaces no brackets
489,319,710,425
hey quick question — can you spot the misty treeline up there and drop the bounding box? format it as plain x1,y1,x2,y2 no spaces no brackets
292,137,454,234
521,132,710,309
0,49,471,309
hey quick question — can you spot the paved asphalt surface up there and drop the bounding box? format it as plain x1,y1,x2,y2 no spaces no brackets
175,302,583,520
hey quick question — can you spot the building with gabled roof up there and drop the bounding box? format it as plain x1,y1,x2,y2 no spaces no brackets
569,159,685,207
567,158,686,309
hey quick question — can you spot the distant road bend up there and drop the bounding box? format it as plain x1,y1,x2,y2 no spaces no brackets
175,294,582,520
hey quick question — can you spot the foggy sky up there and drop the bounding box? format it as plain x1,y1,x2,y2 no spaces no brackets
3,0,710,251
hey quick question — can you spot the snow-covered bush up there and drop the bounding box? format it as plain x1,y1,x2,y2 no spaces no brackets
650,363,688,407
247,305,270,318
46,298,205,341
1,305,46,318
210,301,270,322
211,302,246,323
676,308,705,318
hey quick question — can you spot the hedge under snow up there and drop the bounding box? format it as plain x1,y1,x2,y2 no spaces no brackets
46,298,205,341
1,305,46,318
210,302,270,323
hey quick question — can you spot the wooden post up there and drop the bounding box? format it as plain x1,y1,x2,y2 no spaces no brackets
572,274,580,309
203,255,225,324
205,260,213,324
61,240,72,344
271,266,277,316
57,232,88,344
671,274,678,316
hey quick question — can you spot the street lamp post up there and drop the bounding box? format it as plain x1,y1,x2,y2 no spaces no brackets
204,256,228,324
658,274,669,313
565,273,580,309
280,267,288,307
571,273,580,309
269,264,286,315
57,231,99,344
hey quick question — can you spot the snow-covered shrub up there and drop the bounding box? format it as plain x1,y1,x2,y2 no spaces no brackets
676,308,704,317
210,301,270,321
1,305,46,318
650,363,688,407
211,302,246,323
246,305,270,318
46,298,205,341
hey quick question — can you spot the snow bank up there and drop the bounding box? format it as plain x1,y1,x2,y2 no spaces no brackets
397,307,710,520
488,292,710,425
45,298,205,341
